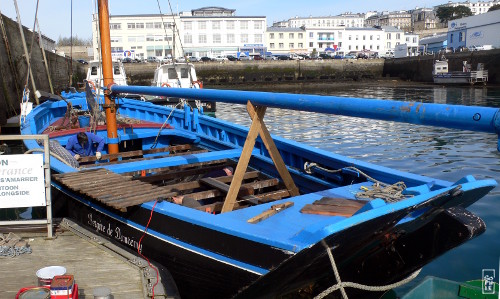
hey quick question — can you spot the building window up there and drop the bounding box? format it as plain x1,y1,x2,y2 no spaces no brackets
289,43,294,48
289,33,294,39
396,33,401,39
111,47,123,52
127,23,136,29
356,45,359,50
450,33,453,43
184,34,192,43
270,33,274,39
363,35,366,40
240,21,248,30
356,35,359,40
298,43,303,48
184,22,192,30
226,21,235,29
241,34,248,43
198,21,206,30
387,33,391,39
136,23,144,29
154,35,163,41
377,45,380,50
309,32,314,38
279,43,284,48
349,35,352,40
338,32,342,39
213,34,221,43
146,35,154,42
338,42,342,47
227,34,235,43
254,34,263,43
146,22,153,29
110,36,122,43
199,34,207,43
459,32,464,42
270,43,275,49
254,21,263,30
154,22,162,29
212,21,221,30
110,23,121,30
348,45,351,50
387,42,391,48
279,33,284,39
298,33,303,38
309,42,313,47
370,35,373,40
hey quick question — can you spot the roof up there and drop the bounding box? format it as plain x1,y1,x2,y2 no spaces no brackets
345,27,382,31
419,34,447,44
380,26,403,32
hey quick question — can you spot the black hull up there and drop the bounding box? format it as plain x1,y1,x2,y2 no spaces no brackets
52,186,485,299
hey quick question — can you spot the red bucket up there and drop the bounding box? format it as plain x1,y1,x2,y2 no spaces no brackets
36,266,66,287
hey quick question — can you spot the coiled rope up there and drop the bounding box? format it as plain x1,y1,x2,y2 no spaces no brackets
314,240,421,299
0,233,32,258
304,162,412,202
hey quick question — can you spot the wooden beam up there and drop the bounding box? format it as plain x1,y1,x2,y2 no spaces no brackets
78,144,192,163
247,103,300,197
247,202,294,224
221,103,267,213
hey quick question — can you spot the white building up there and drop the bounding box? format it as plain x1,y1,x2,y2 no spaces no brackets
447,8,500,49
267,27,307,55
288,14,365,29
437,0,500,15
91,7,266,60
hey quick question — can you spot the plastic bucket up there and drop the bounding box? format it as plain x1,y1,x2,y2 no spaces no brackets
78,115,91,127
36,266,66,287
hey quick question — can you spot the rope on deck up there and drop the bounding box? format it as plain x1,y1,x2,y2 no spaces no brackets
0,233,32,258
314,240,421,299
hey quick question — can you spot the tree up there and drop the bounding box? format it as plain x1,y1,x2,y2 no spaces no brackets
57,35,92,46
436,5,473,23
436,6,455,23
489,4,500,11
453,5,473,19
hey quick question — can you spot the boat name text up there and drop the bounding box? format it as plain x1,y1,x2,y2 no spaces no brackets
87,213,142,252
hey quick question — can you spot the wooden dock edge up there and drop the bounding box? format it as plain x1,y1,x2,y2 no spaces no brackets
60,218,180,299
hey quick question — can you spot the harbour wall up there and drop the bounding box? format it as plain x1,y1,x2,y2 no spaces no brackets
383,49,500,83
124,59,385,86
0,14,85,126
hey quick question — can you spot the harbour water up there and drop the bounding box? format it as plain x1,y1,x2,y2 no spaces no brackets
215,82,500,294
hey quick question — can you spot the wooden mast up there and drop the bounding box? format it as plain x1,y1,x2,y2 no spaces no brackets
97,0,119,154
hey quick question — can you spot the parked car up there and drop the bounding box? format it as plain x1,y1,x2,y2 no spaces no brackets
277,55,290,60
147,57,159,63
468,45,493,51
122,57,133,63
318,54,332,59
252,55,264,61
226,55,238,61
298,54,311,60
186,56,200,62
214,55,229,62
175,57,186,63
77,59,88,64
332,55,344,59
239,55,252,61
344,54,357,59
289,53,304,60
200,56,212,62
264,55,278,60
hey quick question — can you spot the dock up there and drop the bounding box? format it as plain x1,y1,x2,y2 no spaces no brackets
0,218,179,299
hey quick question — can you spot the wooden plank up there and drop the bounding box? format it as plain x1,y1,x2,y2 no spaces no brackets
137,163,236,184
253,190,291,203
247,202,294,224
78,144,192,163
247,103,300,197
222,103,267,213
122,159,230,176
300,197,367,217
79,149,209,168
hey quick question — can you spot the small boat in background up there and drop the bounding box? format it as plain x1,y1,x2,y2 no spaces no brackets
149,62,216,114
86,60,127,90
433,58,488,85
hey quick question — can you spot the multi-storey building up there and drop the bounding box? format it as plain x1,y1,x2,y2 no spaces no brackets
410,8,442,30
378,11,412,31
288,14,365,29
437,0,500,15
180,7,266,58
447,8,500,49
91,7,266,60
267,27,307,54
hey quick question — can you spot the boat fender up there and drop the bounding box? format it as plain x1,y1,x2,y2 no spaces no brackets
192,80,203,89
161,83,171,88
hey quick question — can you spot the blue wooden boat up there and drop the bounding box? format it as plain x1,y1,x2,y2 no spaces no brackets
20,86,498,298
18,1,498,298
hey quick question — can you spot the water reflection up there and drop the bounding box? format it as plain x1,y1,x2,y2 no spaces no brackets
216,83,500,293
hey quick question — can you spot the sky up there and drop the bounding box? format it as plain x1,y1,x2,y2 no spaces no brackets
1,0,447,41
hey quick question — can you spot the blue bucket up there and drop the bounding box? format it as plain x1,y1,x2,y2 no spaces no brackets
78,116,90,127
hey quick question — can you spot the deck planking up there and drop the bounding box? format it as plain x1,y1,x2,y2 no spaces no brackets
0,218,178,298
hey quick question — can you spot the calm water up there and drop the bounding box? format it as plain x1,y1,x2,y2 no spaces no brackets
215,83,500,293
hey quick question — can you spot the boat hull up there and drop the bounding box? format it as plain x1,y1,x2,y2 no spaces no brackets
53,184,486,299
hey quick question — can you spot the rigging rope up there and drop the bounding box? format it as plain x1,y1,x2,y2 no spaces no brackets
304,162,411,202
23,0,40,90
150,102,183,149
314,240,421,299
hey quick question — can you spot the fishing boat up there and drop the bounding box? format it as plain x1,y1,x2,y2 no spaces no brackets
432,58,488,85
149,61,216,114
19,1,499,298
86,60,127,90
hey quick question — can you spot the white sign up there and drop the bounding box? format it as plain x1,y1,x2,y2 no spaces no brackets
0,154,46,208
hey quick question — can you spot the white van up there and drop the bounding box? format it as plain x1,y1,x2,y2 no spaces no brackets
379,51,394,59
289,53,304,60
